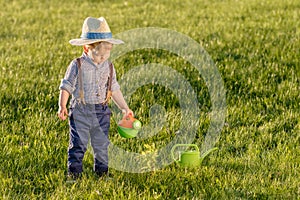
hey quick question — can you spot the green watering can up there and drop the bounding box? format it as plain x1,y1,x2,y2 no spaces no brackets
171,144,218,167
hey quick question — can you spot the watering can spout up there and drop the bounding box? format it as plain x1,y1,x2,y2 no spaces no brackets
199,147,218,164
201,147,218,159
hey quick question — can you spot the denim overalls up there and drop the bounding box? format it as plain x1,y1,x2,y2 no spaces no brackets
68,101,111,175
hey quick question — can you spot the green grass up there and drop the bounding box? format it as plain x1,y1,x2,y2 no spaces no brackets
0,0,299,199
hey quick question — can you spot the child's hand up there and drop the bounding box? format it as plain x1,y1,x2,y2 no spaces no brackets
58,106,69,120
122,108,134,117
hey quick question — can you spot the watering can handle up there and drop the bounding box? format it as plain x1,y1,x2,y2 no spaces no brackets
122,113,134,120
171,144,200,162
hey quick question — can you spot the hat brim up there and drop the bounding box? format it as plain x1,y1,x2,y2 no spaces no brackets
69,38,124,46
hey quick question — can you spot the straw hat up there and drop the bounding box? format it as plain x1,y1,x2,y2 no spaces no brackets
69,17,124,46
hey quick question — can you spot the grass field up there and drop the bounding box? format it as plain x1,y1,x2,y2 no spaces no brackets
0,0,299,199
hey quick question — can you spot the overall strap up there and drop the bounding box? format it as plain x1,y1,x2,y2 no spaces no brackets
76,58,86,104
103,61,113,105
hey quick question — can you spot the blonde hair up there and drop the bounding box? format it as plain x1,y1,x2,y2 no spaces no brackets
85,42,101,50
83,41,113,53
83,42,101,53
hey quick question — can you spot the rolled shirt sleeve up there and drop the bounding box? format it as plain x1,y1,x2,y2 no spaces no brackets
59,60,78,94
111,64,120,92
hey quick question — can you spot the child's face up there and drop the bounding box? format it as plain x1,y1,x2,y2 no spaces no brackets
89,42,113,64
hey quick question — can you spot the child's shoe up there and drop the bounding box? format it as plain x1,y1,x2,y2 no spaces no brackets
96,171,113,181
66,172,81,183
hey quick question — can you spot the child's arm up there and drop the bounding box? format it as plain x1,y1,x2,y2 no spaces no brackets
111,89,133,116
58,89,70,120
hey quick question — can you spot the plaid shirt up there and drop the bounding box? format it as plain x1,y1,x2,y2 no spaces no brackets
59,53,120,105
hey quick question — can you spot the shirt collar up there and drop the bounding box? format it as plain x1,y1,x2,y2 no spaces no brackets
82,52,107,68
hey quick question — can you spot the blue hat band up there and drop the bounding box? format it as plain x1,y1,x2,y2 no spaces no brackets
81,32,112,39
